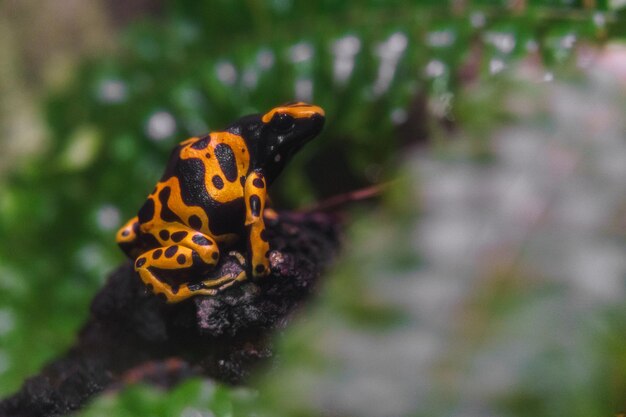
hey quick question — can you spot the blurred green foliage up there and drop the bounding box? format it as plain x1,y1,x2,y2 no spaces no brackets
82,381,244,417
1,0,626,415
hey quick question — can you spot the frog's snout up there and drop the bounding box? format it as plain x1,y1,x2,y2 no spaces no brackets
306,112,325,138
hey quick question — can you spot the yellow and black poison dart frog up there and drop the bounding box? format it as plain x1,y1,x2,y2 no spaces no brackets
116,102,325,303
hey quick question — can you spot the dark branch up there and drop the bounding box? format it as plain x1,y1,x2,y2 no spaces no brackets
0,211,340,417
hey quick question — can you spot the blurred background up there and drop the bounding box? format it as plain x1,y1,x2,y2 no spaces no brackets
2,0,626,416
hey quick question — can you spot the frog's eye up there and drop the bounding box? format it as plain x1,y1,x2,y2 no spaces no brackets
269,113,295,132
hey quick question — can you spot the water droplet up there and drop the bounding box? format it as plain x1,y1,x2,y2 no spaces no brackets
257,48,275,70
331,35,362,85
289,42,314,63
62,127,101,170
96,204,120,231
428,92,454,119
242,68,259,89
332,58,355,85
489,58,506,74
548,33,576,62
332,35,361,56
484,31,516,54
593,12,606,27
425,60,446,78
215,61,237,85
560,33,577,49
378,32,408,58
372,32,408,96
525,39,539,53
97,79,127,104
295,78,313,102
390,108,408,125
146,111,177,141
426,30,455,48
470,11,486,28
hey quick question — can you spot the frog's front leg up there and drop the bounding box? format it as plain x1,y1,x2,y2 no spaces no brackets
117,216,144,259
244,171,271,278
133,224,242,303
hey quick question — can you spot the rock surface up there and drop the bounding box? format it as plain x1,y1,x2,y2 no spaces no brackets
0,211,340,417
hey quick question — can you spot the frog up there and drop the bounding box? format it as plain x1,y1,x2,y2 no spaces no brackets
116,102,325,303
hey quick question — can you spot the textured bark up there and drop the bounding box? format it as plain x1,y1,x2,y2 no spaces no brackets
0,211,340,417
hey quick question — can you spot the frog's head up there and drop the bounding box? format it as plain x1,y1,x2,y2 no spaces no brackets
229,102,325,183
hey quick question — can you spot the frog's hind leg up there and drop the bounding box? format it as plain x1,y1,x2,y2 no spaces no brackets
134,227,248,303
134,245,220,303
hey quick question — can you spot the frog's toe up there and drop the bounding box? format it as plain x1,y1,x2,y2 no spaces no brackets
216,270,247,291
227,250,247,267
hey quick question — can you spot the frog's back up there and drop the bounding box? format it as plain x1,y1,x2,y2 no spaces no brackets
137,133,250,244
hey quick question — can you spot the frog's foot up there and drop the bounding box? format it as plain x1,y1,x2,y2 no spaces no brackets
197,270,248,292
152,270,247,303
190,252,248,294
135,253,247,303
207,270,247,292
154,282,219,303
